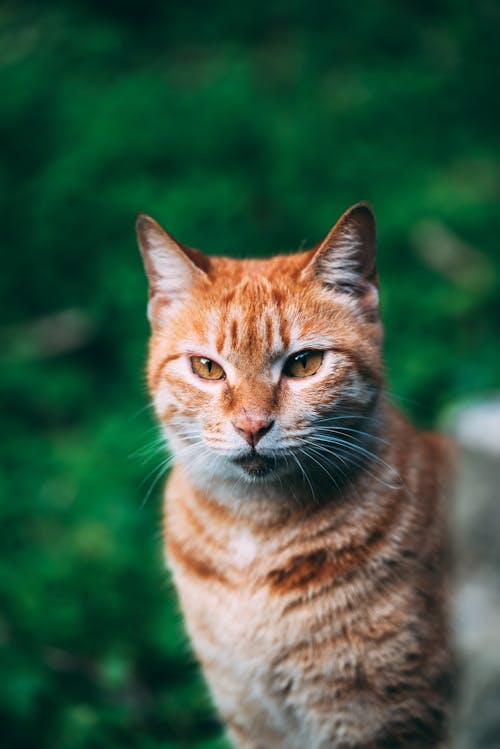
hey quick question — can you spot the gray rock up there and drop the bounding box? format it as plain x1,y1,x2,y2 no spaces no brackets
450,398,500,749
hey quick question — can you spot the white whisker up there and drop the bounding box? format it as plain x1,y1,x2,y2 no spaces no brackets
296,444,342,494
288,449,317,503
308,439,402,491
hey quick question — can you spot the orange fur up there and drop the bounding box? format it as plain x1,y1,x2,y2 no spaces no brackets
137,204,454,749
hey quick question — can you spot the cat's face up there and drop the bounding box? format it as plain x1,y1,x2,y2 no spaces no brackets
138,204,383,491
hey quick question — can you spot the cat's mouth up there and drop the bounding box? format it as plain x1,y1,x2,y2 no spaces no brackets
231,451,277,478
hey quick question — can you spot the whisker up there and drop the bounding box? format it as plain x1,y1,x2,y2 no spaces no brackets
128,402,156,421
300,444,364,502
288,449,317,504
313,425,390,446
296,445,343,495
311,435,395,473
317,414,380,423
130,435,168,463
138,456,173,509
138,439,207,508
308,440,402,491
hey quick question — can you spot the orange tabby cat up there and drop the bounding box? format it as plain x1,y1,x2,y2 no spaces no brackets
137,203,453,749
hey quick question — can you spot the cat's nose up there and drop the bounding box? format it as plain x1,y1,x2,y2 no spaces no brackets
232,414,275,448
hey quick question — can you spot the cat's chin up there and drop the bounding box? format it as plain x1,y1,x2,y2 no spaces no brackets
230,452,278,479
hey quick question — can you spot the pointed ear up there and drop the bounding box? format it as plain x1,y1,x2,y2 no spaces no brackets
136,213,209,324
303,202,379,317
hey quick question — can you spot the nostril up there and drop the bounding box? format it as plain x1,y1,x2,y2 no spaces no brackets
256,420,274,441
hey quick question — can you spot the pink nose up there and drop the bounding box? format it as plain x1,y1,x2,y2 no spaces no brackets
232,414,274,448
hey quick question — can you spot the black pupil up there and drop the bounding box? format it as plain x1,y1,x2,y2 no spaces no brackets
297,353,308,368
203,358,212,373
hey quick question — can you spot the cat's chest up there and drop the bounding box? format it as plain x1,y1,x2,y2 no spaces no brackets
163,482,414,748
164,500,356,690
167,519,282,645
163,469,376,664
165,511,386,749
226,527,259,567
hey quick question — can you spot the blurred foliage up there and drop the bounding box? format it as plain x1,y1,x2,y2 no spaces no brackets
0,0,499,746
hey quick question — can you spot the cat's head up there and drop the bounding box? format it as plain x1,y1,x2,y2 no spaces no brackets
137,203,384,493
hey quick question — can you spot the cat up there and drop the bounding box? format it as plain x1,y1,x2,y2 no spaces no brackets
136,202,454,749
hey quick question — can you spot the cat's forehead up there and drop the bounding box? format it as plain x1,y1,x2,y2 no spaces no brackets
221,274,281,313
214,275,292,360
197,268,337,366
167,255,353,367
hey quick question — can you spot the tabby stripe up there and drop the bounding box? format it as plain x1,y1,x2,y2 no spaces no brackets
271,631,370,669
151,352,183,389
264,314,274,348
271,504,351,556
168,537,230,585
268,487,405,596
181,498,226,554
280,539,414,617
192,484,235,522
229,318,238,348
215,308,228,353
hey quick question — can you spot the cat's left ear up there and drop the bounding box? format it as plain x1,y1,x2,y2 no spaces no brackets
303,202,379,318
136,213,210,326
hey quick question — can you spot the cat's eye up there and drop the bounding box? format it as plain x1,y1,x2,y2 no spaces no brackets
190,356,226,381
283,350,324,378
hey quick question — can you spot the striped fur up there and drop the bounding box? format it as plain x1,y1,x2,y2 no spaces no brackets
137,203,453,748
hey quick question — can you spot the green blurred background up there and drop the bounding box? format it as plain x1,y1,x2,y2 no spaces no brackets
1,1,499,747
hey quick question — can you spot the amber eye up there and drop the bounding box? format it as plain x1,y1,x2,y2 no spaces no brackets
190,356,226,381
283,350,324,378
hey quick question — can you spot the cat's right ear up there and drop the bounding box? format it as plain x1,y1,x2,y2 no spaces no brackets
136,213,209,325
301,202,379,320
